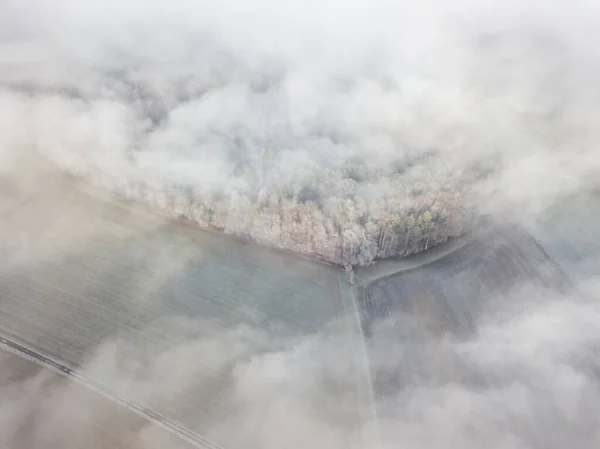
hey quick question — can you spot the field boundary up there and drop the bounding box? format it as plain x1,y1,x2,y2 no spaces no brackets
337,274,382,449
18,153,340,268
24,153,341,268
25,152,480,274
354,228,485,288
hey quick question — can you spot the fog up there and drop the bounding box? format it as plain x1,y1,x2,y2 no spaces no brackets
2,0,600,264
1,0,600,448
2,279,600,448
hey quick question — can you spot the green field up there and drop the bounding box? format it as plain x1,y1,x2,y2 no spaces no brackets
0,168,372,449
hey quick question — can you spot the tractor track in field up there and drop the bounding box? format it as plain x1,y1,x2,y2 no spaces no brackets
0,331,227,449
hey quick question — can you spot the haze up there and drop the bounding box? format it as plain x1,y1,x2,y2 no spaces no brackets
1,0,600,448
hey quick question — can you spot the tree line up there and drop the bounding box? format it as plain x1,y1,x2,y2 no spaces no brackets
92,156,474,267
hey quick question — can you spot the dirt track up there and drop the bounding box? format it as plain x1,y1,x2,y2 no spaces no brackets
0,160,369,449
3,156,600,449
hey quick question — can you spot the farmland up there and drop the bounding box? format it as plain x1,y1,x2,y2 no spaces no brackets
531,192,600,280
0,166,371,449
356,224,576,397
0,348,197,449
348,194,600,447
3,159,600,448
